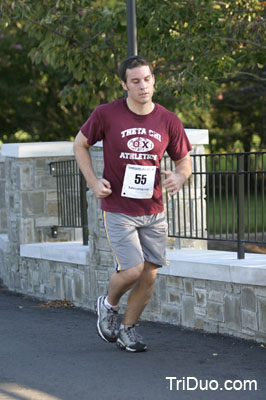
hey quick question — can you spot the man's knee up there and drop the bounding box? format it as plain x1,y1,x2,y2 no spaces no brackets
121,262,144,283
139,261,158,287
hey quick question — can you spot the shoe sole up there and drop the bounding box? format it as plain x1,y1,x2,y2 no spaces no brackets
116,338,147,353
96,296,116,343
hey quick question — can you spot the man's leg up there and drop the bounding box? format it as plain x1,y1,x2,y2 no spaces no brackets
115,261,158,352
107,261,145,307
122,261,158,325
96,262,144,343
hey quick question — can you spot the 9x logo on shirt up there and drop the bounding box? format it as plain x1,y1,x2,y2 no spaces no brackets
127,137,154,153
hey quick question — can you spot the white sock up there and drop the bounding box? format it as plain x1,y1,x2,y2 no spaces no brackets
120,323,125,330
104,297,119,311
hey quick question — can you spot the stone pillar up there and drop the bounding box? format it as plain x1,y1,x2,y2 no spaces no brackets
0,142,80,288
164,129,209,250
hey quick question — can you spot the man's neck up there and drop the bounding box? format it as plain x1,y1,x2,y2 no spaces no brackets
126,98,155,115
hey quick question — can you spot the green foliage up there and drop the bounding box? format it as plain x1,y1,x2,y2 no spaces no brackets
0,0,265,150
0,19,88,143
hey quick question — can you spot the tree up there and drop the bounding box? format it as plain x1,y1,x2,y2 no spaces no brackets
137,0,266,151
1,0,265,150
0,20,88,143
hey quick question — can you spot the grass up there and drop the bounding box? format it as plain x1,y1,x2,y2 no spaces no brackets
207,193,265,235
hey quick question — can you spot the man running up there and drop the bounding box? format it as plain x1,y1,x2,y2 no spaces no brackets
74,55,192,352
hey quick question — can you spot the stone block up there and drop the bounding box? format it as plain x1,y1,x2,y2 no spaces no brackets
35,159,47,169
141,311,161,323
168,287,182,304
8,219,18,243
156,276,167,303
203,321,219,334
20,218,35,244
225,283,241,294
195,288,207,307
98,282,108,297
195,317,204,330
35,216,58,227
19,165,34,190
258,297,266,333
255,287,266,297
0,210,7,233
242,309,258,331
27,269,33,291
209,290,223,303
22,192,45,216
73,272,83,302
40,284,46,294
0,163,5,179
64,276,73,301
0,181,5,204
21,278,28,292
96,269,109,282
35,174,56,190
242,286,256,311
144,289,161,313
194,306,206,316
99,251,114,268
224,295,241,331
99,226,107,237
208,281,225,292
46,190,57,201
184,279,193,295
47,202,58,216
166,275,183,289
9,194,14,210
32,270,39,286
39,261,51,283
162,304,180,325
182,296,195,328
85,267,97,300
194,279,206,288
97,237,112,252
207,302,224,322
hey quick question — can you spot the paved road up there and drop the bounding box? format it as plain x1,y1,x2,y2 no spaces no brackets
0,285,266,400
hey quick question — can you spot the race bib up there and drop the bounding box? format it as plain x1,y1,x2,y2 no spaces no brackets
121,164,156,199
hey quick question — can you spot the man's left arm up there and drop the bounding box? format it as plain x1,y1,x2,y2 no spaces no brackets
161,153,192,195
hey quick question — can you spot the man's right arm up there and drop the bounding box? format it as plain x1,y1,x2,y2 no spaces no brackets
73,131,112,199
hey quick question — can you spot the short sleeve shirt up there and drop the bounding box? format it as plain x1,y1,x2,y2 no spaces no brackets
81,98,192,216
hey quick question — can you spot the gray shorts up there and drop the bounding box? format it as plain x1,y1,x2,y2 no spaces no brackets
102,211,168,271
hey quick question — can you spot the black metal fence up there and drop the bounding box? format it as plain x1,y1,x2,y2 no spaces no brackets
50,152,266,259
49,160,88,245
162,151,265,259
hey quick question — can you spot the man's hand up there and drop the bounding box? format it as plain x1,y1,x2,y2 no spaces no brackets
92,178,112,199
161,153,192,195
161,170,186,195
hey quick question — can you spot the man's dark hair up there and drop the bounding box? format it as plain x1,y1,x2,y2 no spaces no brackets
118,55,153,83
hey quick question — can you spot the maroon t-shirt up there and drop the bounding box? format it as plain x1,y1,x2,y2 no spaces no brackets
81,98,192,216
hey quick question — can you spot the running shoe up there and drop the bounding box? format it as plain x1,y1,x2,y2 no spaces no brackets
116,325,147,352
96,296,119,343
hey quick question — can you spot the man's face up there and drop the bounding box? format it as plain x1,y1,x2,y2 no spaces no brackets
121,65,155,105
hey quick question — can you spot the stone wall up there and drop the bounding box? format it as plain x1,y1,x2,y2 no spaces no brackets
10,246,266,344
1,138,266,344
0,155,7,234
142,276,266,343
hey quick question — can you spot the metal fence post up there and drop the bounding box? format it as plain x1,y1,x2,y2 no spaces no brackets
237,154,245,259
79,172,88,246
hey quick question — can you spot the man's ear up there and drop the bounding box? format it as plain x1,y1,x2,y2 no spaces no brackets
121,80,128,91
